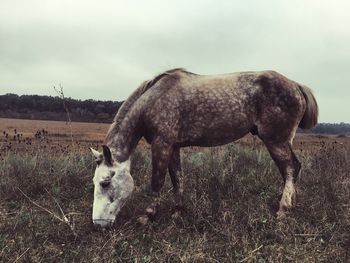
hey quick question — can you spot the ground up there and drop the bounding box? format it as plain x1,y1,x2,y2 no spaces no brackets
0,118,349,262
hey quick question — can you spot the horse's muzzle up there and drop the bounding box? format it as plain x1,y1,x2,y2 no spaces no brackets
93,219,114,228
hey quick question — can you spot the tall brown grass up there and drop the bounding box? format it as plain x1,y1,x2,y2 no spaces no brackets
0,142,349,262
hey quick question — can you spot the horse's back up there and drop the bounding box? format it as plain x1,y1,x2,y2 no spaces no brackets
140,69,306,146
141,71,259,145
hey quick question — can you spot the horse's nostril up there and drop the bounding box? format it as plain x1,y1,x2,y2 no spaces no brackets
100,180,111,188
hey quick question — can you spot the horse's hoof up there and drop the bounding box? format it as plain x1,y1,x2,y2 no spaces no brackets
276,210,287,220
137,215,149,226
171,211,182,219
146,207,156,216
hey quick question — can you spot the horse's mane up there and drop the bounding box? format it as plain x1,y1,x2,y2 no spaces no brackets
105,68,187,141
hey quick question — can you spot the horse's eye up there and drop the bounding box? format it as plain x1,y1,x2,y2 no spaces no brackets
100,181,111,188
110,171,115,177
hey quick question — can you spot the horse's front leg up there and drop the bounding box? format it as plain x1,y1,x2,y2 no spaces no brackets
168,147,184,216
138,139,173,225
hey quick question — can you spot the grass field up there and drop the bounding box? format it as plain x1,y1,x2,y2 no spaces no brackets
0,118,349,262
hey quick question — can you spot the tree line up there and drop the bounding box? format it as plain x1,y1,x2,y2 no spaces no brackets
0,93,123,123
0,93,349,134
298,122,350,135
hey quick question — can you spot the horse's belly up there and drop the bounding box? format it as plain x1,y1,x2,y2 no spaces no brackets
178,120,252,147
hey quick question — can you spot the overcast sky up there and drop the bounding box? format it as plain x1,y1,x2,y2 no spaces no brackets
1,0,349,122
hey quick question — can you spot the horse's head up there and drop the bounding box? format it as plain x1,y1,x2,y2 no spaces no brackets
90,145,134,228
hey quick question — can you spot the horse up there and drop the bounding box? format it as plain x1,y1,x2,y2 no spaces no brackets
90,68,318,227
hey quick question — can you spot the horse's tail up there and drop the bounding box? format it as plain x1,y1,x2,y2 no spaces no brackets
298,84,319,129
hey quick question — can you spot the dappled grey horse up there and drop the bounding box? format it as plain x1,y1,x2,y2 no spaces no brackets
90,68,318,227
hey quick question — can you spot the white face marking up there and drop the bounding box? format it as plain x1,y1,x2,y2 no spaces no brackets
92,159,133,228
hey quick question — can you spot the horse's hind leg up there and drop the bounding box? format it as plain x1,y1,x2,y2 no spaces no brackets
168,147,184,212
263,141,301,218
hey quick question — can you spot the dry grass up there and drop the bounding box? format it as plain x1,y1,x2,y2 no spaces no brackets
0,118,109,141
0,119,349,262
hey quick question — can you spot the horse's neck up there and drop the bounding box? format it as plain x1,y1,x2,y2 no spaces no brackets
105,123,141,163
108,145,131,169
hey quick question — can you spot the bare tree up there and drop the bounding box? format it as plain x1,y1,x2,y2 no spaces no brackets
54,84,74,142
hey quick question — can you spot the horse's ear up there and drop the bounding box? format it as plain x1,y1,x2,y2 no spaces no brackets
90,147,103,165
90,147,101,159
102,145,113,165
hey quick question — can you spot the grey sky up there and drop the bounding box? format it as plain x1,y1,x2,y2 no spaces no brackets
0,0,349,122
